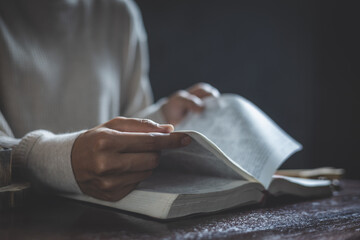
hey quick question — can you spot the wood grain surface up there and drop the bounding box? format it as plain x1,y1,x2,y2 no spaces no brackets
0,180,359,240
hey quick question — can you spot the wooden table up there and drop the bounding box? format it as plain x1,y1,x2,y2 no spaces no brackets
1,180,359,240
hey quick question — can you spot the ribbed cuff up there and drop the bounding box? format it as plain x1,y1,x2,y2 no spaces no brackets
12,130,85,194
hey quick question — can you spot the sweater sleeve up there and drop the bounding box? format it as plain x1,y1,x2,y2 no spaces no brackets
117,1,163,124
117,1,168,124
11,130,84,194
132,98,167,124
1,111,83,194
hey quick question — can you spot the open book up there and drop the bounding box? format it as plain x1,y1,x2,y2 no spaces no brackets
65,94,332,219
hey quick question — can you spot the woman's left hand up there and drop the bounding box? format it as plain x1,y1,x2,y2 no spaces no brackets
161,82,220,125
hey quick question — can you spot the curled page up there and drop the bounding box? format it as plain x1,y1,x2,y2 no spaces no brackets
174,94,302,188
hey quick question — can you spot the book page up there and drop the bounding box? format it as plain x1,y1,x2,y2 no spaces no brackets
138,171,251,194
175,94,302,188
64,190,178,219
158,134,248,181
138,171,264,219
63,171,262,219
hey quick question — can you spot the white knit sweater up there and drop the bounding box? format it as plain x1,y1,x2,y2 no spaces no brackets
0,0,165,194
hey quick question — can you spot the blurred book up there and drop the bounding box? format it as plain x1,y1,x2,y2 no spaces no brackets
276,167,345,180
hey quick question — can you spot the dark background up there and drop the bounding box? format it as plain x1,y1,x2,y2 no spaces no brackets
135,0,360,179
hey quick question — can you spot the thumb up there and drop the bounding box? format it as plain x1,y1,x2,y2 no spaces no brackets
104,117,174,133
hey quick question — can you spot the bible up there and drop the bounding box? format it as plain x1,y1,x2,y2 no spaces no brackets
64,94,332,219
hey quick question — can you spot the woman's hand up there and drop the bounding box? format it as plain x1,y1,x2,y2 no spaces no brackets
71,117,191,201
161,83,220,125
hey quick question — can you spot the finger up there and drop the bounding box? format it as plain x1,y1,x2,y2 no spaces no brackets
189,88,218,98
176,90,204,112
104,117,174,133
106,131,192,152
187,83,220,98
94,152,161,175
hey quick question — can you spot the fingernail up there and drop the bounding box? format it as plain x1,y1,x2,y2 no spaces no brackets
159,124,174,132
181,136,192,146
